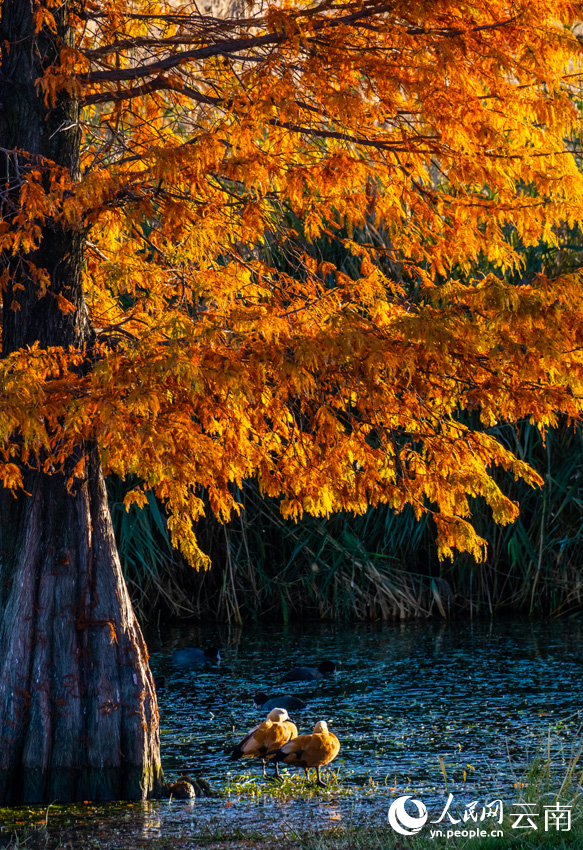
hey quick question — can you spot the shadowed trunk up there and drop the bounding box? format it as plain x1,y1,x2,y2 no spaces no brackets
0,0,165,803
0,454,164,803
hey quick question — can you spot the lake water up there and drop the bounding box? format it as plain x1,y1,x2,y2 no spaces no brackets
152,617,583,796
3,617,583,846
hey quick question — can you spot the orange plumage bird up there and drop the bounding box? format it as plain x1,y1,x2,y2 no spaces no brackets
229,707,298,779
269,720,341,786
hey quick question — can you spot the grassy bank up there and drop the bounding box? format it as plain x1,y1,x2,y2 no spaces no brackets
204,820,583,850
2,808,582,850
3,747,583,850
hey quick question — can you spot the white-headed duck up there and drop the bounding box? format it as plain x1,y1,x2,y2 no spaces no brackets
269,720,340,786
283,660,337,681
253,693,307,712
229,708,298,778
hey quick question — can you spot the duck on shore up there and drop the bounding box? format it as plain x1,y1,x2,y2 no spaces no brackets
283,660,337,681
229,708,298,779
269,720,340,786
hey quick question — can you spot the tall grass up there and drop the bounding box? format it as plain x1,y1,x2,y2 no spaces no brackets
460,421,583,617
106,477,199,621
107,419,583,622
195,420,583,622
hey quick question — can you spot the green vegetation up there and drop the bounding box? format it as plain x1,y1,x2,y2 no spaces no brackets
1,801,582,850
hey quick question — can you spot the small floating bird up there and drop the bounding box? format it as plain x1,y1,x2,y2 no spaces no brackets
229,708,298,779
168,777,195,799
253,693,307,712
269,720,341,786
283,660,337,681
172,647,221,667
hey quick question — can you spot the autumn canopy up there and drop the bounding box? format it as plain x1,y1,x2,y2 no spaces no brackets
2,0,583,561
1,0,583,802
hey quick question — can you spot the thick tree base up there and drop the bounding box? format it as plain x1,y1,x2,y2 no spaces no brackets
0,765,162,804
0,449,165,804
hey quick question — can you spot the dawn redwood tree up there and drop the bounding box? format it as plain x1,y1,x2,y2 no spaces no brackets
2,0,583,803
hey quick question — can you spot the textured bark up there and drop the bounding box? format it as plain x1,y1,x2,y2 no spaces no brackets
0,454,164,803
0,1,164,803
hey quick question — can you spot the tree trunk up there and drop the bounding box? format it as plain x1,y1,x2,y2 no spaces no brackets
0,1,165,803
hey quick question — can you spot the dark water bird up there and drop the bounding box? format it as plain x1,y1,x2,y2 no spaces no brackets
153,674,167,690
269,720,341,786
168,777,195,798
166,775,214,798
230,708,298,778
283,660,337,681
172,647,221,667
254,693,307,712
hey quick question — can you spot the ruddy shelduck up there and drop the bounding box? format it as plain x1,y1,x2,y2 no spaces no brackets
270,720,341,786
229,708,298,778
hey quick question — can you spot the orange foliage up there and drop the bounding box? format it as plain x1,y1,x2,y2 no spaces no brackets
3,0,583,563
